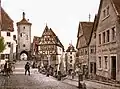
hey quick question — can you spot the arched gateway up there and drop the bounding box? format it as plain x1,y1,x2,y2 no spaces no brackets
16,12,32,60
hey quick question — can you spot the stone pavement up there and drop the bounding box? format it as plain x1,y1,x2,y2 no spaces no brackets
62,75,120,89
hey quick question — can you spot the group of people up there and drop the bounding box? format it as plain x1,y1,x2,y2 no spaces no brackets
1,61,13,77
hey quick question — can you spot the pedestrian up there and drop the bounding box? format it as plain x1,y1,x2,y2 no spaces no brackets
4,61,10,77
25,62,30,75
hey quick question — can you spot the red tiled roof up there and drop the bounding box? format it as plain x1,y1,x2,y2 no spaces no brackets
1,7,14,32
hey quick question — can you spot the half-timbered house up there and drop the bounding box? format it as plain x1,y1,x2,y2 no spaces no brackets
38,25,64,74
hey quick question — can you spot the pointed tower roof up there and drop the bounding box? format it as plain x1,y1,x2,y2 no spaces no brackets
17,12,32,25
66,44,76,52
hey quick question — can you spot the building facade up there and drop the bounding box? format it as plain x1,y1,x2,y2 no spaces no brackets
0,7,16,63
31,36,40,60
16,12,32,60
88,15,98,76
38,25,64,74
96,0,120,81
76,22,93,75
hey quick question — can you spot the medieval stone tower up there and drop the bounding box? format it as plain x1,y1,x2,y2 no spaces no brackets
17,12,32,60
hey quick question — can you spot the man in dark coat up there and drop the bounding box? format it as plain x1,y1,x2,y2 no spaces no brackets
25,62,30,75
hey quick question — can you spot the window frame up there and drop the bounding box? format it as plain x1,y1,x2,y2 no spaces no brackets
7,32,10,36
104,56,108,69
106,30,110,42
99,34,101,45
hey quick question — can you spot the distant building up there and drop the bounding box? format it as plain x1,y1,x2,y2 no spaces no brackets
66,44,76,75
16,12,32,60
96,0,120,81
38,25,64,73
31,36,40,60
76,22,93,75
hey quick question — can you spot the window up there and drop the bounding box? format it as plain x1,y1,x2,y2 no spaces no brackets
13,35,16,40
70,64,72,67
70,60,73,63
26,35,28,40
20,33,22,37
5,54,9,59
103,9,106,18
104,56,108,69
70,52,72,55
107,6,109,16
103,6,109,19
23,26,25,29
7,32,10,36
70,56,72,59
112,27,116,41
99,57,102,68
91,48,94,53
1,54,4,59
23,44,25,47
103,32,105,43
107,30,110,42
7,42,11,47
99,34,101,44
85,50,87,54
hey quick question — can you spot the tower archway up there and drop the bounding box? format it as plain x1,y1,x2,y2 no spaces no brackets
20,51,28,60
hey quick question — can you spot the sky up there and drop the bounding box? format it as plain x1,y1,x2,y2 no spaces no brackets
2,0,100,50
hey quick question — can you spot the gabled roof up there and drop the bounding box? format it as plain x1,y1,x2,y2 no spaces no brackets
96,0,120,25
76,22,93,49
1,7,14,32
41,25,64,49
17,12,32,25
80,22,93,44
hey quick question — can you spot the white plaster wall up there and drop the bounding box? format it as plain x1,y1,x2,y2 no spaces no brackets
1,31,16,54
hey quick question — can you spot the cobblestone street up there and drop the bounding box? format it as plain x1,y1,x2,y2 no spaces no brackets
0,61,78,89
0,61,120,89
